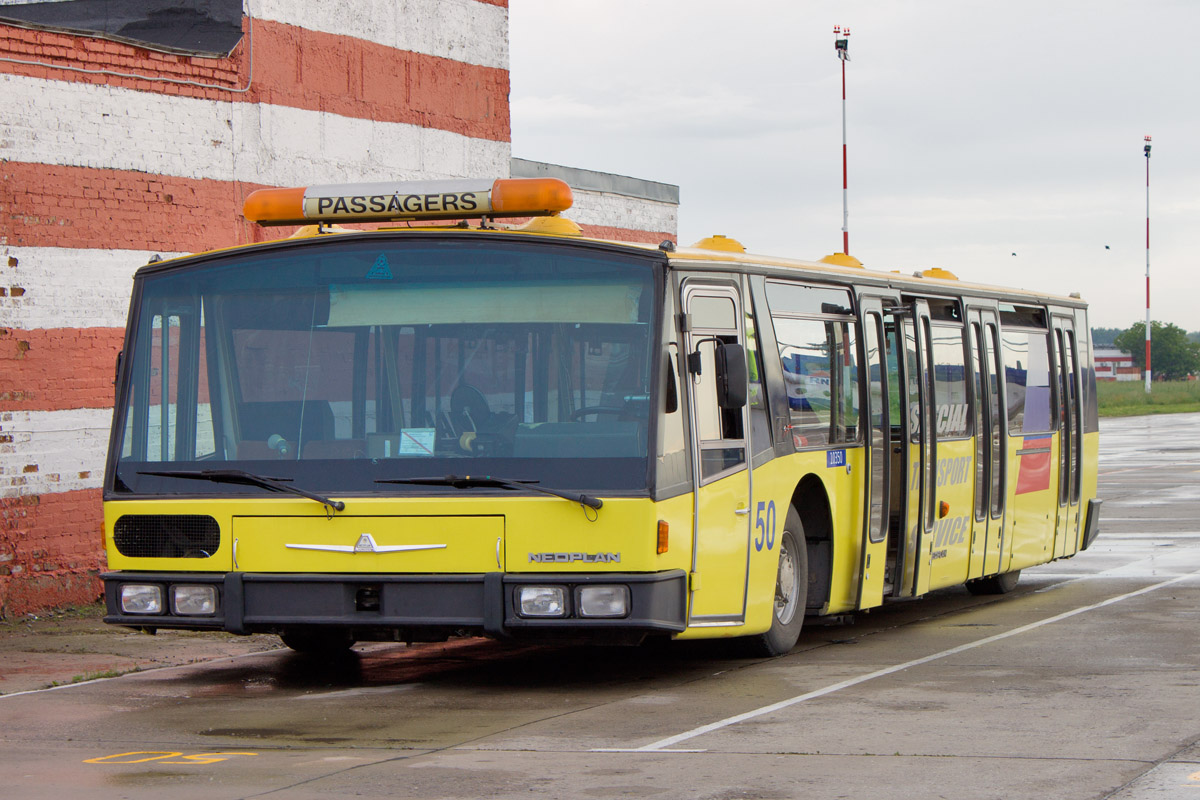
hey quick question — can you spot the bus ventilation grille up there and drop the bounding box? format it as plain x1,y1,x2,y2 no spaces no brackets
113,515,221,559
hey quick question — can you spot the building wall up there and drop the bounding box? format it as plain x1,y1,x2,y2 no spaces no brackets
510,158,678,245
1094,347,1140,382
0,1,507,616
0,1,678,617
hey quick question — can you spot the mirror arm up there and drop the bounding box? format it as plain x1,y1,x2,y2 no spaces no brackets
687,336,723,374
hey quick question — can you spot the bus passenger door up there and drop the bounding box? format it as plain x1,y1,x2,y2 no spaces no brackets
885,300,934,598
683,282,752,625
857,296,896,610
1053,317,1083,558
966,306,1007,579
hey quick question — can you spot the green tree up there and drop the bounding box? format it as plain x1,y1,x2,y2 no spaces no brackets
1091,327,1123,347
1113,321,1200,380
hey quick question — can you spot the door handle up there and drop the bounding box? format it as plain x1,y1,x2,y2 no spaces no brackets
734,508,751,516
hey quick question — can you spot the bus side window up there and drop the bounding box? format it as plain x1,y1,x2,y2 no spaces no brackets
125,306,215,462
930,324,969,438
1002,329,1054,434
772,316,860,448
686,290,746,480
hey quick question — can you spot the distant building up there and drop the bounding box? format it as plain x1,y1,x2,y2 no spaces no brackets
1094,347,1140,382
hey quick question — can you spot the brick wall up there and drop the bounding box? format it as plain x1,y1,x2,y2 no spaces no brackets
0,0,515,618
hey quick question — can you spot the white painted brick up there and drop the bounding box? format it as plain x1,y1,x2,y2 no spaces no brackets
568,190,679,235
253,0,508,70
0,408,111,497
1,74,510,187
0,247,184,331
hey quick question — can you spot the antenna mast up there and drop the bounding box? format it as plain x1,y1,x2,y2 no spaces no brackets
834,25,851,255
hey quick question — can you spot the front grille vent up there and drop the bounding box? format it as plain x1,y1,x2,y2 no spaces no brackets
113,515,220,559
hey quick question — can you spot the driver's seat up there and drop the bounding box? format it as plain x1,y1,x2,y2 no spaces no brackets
449,383,492,436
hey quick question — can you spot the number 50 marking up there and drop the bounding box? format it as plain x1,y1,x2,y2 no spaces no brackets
84,751,258,765
754,500,777,552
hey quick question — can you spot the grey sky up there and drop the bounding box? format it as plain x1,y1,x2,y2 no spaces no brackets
510,0,1199,330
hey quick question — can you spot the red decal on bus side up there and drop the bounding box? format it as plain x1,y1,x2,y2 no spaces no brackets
1016,436,1053,495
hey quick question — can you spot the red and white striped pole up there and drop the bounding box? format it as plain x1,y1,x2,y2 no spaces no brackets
1144,135,1152,393
834,26,851,255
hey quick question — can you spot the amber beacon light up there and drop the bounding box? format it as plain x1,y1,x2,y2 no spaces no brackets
243,178,574,226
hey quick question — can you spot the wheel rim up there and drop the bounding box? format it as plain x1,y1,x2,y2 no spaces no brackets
775,532,800,625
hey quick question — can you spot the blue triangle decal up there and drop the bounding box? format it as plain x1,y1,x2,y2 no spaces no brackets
366,254,393,280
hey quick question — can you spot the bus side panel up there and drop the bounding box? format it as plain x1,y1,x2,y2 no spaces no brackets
1006,433,1061,572
738,446,867,623
925,438,977,591
682,446,865,638
677,451,817,639
1079,429,1100,548
1076,309,1101,551
817,446,867,615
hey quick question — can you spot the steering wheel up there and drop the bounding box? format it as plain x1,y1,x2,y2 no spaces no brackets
450,384,490,433
570,406,626,420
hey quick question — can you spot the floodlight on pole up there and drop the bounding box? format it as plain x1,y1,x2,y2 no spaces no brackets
1144,135,1152,393
833,25,851,255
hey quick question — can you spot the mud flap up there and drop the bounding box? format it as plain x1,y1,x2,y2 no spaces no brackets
1081,498,1103,551
224,572,245,634
483,572,506,638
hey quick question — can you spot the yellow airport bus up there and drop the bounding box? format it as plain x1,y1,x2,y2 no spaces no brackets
102,177,1101,656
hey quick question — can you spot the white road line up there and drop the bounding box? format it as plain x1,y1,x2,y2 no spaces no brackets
1101,519,1200,523
600,569,1200,753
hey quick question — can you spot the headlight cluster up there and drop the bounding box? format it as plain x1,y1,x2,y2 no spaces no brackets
119,583,218,616
515,584,630,619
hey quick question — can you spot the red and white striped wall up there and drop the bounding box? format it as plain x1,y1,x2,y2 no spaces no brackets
0,0,678,617
0,0,519,617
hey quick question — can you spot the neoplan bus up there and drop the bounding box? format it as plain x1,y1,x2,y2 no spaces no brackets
102,177,1101,656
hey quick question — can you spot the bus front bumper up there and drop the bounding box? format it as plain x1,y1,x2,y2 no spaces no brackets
102,570,688,643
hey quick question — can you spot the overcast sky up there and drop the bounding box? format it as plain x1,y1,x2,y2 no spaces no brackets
509,0,1199,331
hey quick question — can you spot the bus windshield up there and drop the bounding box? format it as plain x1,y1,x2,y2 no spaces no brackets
112,236,660,496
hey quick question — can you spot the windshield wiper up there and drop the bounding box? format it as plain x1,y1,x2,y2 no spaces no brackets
137,469,345,514
377,474,602,511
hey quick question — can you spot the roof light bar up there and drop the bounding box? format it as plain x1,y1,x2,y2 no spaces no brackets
243,178,573,226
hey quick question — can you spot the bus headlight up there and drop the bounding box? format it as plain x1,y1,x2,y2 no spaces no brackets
171,585,217,615
577,585,629,618
516,586,567,617
120,584,163,614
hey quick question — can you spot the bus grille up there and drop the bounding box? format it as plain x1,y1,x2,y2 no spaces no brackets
113,515,221,559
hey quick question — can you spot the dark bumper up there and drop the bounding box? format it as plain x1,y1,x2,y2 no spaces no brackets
102,570,688,641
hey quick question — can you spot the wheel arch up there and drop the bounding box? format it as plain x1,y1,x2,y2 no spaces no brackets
790,473,833,614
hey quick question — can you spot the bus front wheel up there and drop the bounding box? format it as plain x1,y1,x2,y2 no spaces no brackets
742,509,808,657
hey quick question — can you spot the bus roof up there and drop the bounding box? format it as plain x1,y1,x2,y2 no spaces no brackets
142,213,1086,310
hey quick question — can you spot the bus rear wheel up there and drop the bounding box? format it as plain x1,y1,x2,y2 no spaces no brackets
966,569,1021,595
741,509,808,657
280,629,356,654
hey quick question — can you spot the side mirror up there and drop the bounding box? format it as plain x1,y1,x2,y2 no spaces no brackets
715,342,747,409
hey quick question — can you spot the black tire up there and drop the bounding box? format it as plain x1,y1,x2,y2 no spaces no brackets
740,508,808,657
280,629,356,654
966,569,1021,596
